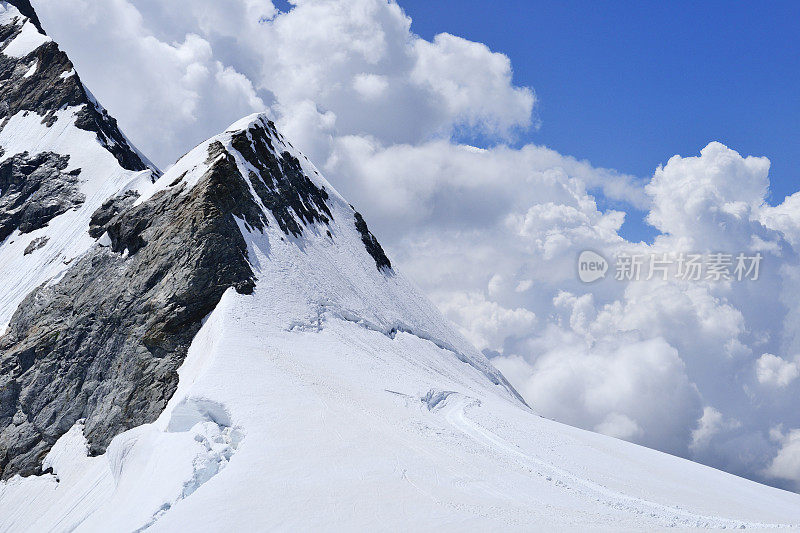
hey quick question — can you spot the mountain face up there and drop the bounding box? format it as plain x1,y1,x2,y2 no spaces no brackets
0,0,162,477
0,1,157,335
0,1,520,481
0,113,421,480
2,2,800,531
0,2,148,172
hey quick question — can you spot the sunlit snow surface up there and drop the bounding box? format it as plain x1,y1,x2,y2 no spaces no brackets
3,116,800,530
0,11,49,58
4,284,800,531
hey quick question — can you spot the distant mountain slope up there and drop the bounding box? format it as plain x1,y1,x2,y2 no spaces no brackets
0,1,157,332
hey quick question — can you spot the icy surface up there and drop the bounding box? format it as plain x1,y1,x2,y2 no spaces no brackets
3,285,800,531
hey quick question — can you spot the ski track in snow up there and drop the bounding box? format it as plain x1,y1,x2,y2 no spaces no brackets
432,392,793,530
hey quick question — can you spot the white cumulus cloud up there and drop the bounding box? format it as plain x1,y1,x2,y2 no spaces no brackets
764,427,800,488
756,354,800,388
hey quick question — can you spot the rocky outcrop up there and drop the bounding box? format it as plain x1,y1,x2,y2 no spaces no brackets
230,118,390,271
22,235,46,255
5,1,41,33
0,142,257,480
229,120,332,236
0,151,83,242
354,211,392,272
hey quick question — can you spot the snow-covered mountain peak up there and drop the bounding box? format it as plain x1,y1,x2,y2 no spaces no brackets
0,1,42,34
143,111,393,272
0,1,154,172
145,113,339,229
0,88,524,482
0,2,49,57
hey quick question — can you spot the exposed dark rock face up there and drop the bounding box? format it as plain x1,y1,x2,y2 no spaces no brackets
227,119,390,271
0,142,257,480
0,10,21,52
87,189,139,238
229,121,332,236
0,151,84,242
354,212,392,272
22,235,47,255
0,4,152,172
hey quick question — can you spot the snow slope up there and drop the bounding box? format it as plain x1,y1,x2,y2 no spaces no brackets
0,2,156,330
2,113,800,531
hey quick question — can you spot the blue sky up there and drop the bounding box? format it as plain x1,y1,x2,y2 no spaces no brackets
399,0,800,241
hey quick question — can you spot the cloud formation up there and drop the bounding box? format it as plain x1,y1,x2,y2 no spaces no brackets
35,0,535,168
493,143,800,489
757,354,800,388
30,0,800,492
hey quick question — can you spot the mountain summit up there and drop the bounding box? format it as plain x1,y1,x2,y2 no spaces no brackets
0,109,521,482
2,2,800,531
0,0,520,486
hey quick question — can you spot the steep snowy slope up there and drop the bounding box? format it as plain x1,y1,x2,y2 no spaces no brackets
0,1,157,330
2,112,800,531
